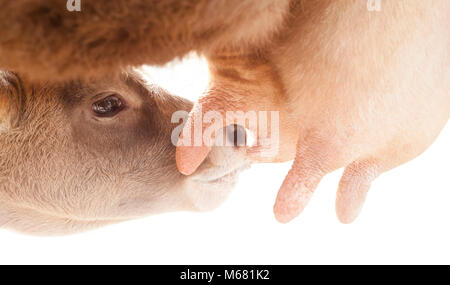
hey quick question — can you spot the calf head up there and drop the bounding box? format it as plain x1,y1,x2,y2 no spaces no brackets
0,71,249,235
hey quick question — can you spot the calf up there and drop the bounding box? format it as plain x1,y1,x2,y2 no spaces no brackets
0,71,249,235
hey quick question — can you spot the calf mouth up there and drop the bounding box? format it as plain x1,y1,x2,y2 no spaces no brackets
184,162,251,212
192,164,250,185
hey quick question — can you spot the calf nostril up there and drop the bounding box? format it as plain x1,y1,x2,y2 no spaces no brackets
226,124,247,147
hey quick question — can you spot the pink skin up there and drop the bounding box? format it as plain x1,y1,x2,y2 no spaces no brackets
176,1,450,223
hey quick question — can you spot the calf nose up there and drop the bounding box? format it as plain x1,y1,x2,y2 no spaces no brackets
225,124,247,147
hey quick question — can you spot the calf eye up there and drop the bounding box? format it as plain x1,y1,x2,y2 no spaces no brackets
92,95,125,117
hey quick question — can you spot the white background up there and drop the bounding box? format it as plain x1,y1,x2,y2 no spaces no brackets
0,55,449,265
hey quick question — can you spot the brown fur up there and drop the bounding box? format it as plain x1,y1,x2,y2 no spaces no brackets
0,0,289,81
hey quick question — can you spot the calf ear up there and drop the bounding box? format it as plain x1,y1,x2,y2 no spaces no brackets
0,71,24,131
